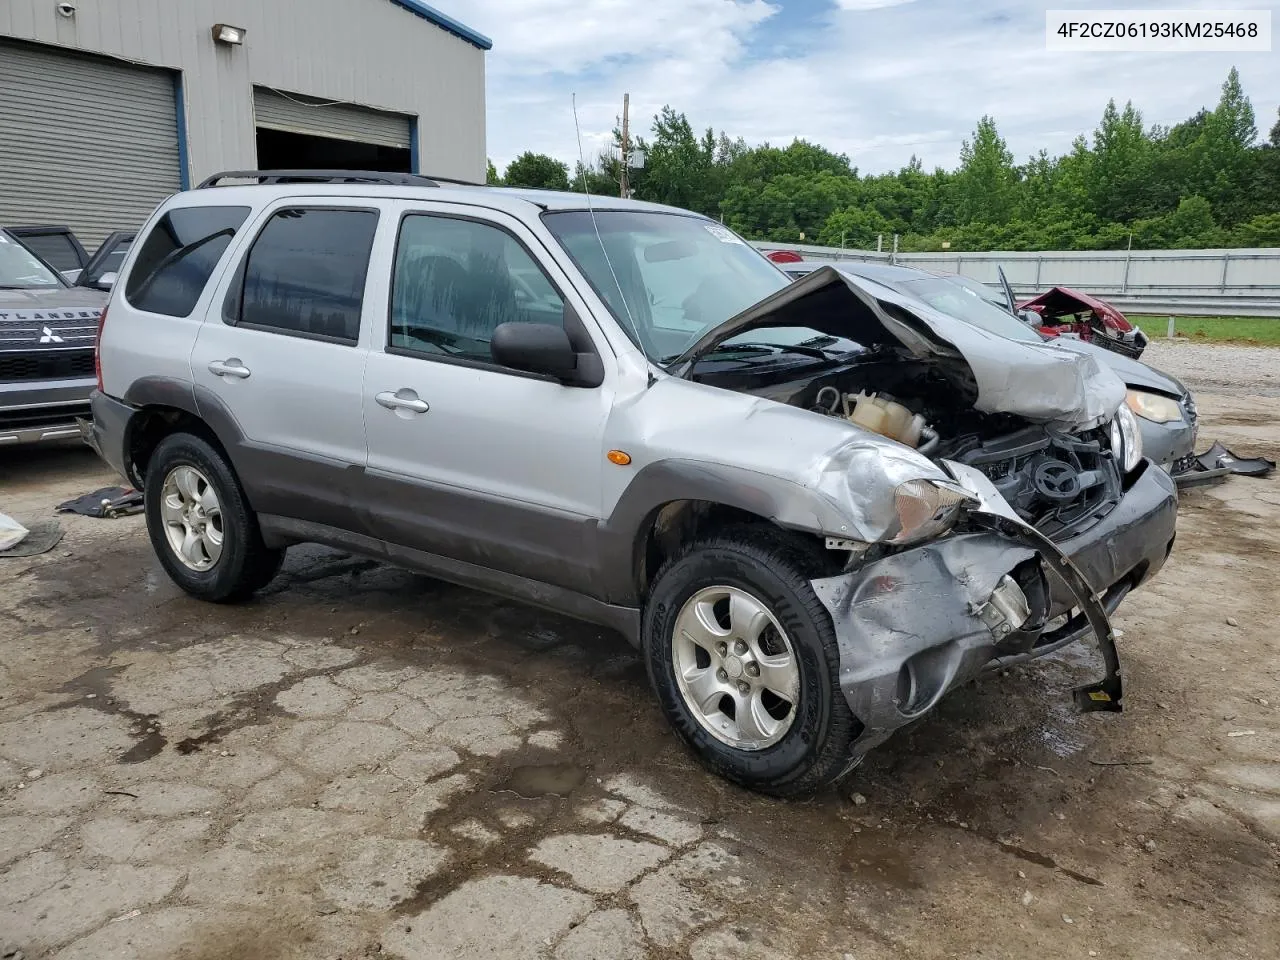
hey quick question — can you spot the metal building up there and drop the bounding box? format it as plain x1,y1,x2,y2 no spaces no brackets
0,0,490,245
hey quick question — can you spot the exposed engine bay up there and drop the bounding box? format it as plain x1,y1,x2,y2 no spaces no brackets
663,265,1177,764
705,350,1127,541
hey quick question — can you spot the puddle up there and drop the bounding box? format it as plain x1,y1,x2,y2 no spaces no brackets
500,764,588,798
994,840,1104,886
57,664,168,763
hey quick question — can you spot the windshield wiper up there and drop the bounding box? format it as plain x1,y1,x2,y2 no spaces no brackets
719,341,843,361
661,339,848,369
798,335,839,349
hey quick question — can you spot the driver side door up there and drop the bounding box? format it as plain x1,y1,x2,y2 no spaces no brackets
362,204,614,596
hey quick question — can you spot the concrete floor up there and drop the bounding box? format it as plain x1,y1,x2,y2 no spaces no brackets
1,347,1278,959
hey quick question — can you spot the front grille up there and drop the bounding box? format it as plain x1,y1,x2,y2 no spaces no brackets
0,350,95,382
956,425,1123,541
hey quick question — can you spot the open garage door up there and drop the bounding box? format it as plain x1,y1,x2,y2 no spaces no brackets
0,39,181,247
253,87,414,174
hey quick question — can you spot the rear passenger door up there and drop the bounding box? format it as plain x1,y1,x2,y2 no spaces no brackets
191,201,383,532
362,204,613,595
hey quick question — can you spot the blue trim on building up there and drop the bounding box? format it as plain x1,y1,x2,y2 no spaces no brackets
386,0,493,50
173,72,191,190
409,115,421,174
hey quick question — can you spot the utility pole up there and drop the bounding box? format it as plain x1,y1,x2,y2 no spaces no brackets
620,93,630,199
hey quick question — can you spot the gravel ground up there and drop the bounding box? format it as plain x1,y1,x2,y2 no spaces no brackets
1,354,1278,960
1141,338,1280,398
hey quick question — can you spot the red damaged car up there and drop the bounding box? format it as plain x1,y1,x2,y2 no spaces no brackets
1017,285,1149,360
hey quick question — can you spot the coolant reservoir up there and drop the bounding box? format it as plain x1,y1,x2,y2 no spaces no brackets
848,392,923,447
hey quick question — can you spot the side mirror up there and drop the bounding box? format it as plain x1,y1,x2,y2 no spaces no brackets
98,271,118,289
491,322,579,382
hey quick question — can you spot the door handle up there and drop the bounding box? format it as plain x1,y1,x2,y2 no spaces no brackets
208,358,251,379
376,390,429,414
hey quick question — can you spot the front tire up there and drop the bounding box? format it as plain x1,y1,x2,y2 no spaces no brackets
642,527,860,797
144,432,282,602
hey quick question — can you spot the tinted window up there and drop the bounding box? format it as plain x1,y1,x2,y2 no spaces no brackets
126,206,250,317
16,232,81,273
79,235,134,290
237,208,378,343
390,215,564,362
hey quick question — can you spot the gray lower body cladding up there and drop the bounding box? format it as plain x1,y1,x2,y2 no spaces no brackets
813,460,1178,756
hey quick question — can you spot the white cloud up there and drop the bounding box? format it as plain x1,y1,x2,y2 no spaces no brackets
832,0,917,9
447,0,1280,176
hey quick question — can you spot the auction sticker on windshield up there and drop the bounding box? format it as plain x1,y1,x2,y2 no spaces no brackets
704,223,745,245
1046,10,1271,51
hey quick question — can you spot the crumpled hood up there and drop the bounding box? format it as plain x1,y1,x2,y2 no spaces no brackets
1047,336,1186,397
0,286,108,311
675,266,1126,430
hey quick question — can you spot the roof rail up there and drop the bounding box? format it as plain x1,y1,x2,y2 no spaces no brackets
196,170,456,189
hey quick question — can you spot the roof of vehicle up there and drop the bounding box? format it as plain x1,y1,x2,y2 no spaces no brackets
181,173,697,219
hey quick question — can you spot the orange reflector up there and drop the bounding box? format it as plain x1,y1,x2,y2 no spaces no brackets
607,449,632,466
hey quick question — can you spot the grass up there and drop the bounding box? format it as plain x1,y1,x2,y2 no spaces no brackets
1129,315,1280,346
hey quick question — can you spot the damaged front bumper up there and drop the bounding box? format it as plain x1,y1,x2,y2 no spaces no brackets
812,457,1177,758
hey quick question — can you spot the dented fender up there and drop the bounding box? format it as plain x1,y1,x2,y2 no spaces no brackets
811,490,1124,758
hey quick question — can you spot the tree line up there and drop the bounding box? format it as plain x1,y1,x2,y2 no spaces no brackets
487,68,1280,252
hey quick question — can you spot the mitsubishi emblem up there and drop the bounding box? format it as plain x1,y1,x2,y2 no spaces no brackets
39,326,65,344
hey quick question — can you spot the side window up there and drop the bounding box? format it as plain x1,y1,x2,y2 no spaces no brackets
17,233,80,273
389,215,565,362
125,206,250,317
233,208,378,343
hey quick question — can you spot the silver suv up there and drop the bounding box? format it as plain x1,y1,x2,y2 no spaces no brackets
87,171,1178,796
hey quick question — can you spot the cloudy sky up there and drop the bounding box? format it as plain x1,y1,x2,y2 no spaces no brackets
447,0,1280,176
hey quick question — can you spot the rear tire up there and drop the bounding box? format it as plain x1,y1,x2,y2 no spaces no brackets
642,526,860,797
144,432,283,602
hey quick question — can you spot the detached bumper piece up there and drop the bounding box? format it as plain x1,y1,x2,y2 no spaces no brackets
1171,441,1276,489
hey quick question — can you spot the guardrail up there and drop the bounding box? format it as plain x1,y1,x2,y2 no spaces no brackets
750,242,1280,318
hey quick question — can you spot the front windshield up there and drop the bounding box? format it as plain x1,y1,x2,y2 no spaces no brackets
897,276,1043,343
543,210,801,362
0,231,62,289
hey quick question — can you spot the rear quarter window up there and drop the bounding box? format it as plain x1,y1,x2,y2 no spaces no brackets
125,206,251,317
229,207,379,344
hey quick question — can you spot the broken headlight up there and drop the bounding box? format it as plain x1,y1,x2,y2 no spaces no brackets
1110,404,1144,472
891,479,974,545
1125,389,1183,424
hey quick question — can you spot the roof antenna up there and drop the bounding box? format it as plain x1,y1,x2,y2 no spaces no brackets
572,93,651,383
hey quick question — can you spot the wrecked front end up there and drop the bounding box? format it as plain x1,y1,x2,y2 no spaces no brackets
677,267,1178,758
1021,287,1149,360
810,458,1176,757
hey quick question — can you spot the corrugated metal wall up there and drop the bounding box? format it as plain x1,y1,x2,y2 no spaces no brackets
0,0,486,189
0,38,181,246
